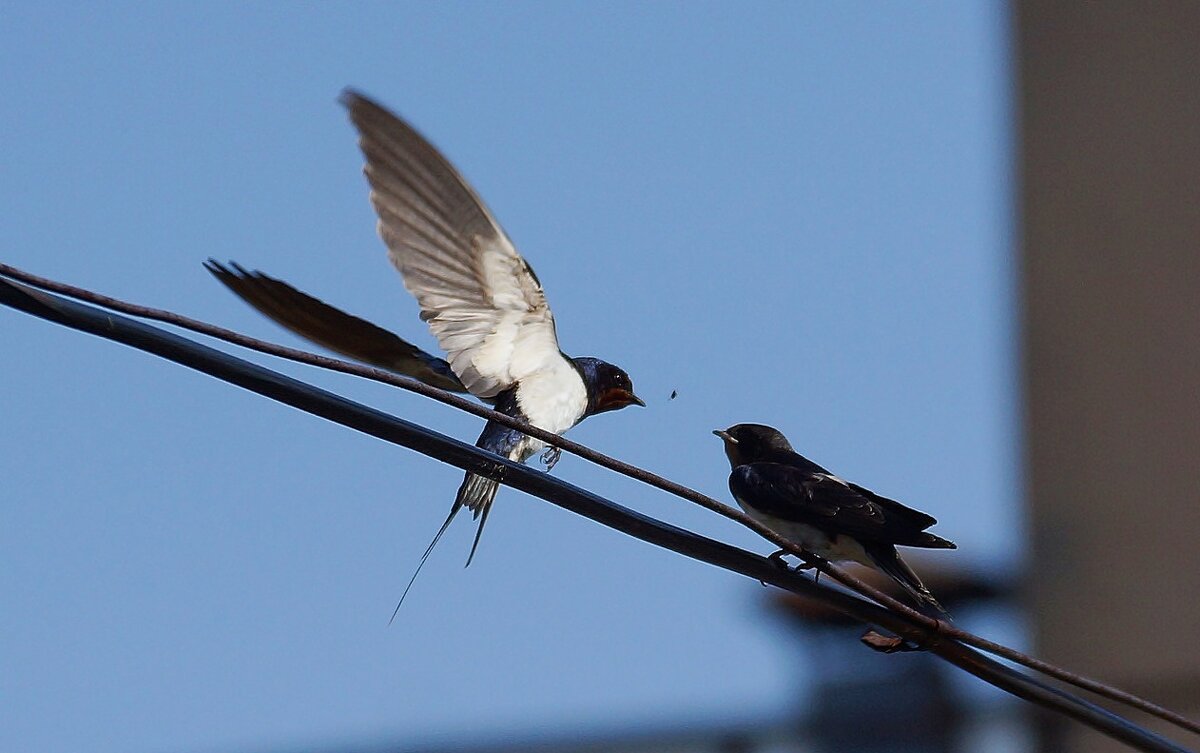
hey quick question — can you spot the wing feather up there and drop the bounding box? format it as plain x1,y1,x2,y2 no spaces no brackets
730,463,939,546
343,90,562,399
203,260,468,393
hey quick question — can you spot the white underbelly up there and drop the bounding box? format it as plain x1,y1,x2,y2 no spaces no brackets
515,363,589,451
740,506,873,566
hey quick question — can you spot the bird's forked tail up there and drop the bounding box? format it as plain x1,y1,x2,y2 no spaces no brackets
387,472,498,624
456,472,500,568
863,543,948,616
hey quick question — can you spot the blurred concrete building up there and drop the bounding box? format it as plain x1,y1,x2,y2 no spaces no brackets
1017,2,1200,751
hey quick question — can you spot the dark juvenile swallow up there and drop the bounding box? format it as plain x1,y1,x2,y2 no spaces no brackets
206,91,643,604
713,423,955,612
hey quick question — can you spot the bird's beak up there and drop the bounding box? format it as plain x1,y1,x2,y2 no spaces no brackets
596,387,645,413
713,429,737,444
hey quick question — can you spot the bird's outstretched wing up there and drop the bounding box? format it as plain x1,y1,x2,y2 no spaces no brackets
342,90,564,400
730,462,954,548
205,260,468,393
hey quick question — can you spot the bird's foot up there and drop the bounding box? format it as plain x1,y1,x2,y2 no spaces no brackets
767,549,792,570
759,550,792,586
540,446,561,471
761,551,827,586
792,558,818,584
796,555,827,584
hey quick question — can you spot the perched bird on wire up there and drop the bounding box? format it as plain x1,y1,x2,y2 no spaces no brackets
713,423,955,613
206,90,644,611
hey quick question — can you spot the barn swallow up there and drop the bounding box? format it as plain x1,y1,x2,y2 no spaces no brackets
713,423,955,613
206,91,643,608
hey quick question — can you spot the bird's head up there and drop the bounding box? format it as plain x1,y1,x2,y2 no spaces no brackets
712,423,794,467
573,357,645,415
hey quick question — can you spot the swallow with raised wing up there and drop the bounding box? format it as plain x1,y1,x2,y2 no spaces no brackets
713,423,955,612
206,91,643,608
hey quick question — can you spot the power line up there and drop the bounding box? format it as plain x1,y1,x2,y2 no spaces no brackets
1,272,1194,753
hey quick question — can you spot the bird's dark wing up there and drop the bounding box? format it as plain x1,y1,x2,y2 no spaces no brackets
204,260,468,394
847,482,938,530
342,90,564,400
730,462,940,546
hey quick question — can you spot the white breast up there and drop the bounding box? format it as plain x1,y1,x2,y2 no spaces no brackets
514,358,589,454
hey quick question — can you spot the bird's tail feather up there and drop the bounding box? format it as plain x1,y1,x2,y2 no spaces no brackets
458,473,500,568
864,543,949,616
387,472,499,623
389,499,463,624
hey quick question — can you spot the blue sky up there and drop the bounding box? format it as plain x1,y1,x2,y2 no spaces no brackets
1,3,1016,752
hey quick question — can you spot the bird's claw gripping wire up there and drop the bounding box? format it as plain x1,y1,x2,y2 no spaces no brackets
760,549,824,587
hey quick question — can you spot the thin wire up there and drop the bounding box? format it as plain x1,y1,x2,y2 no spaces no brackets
3,261,1198,739
1,275,1193,753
